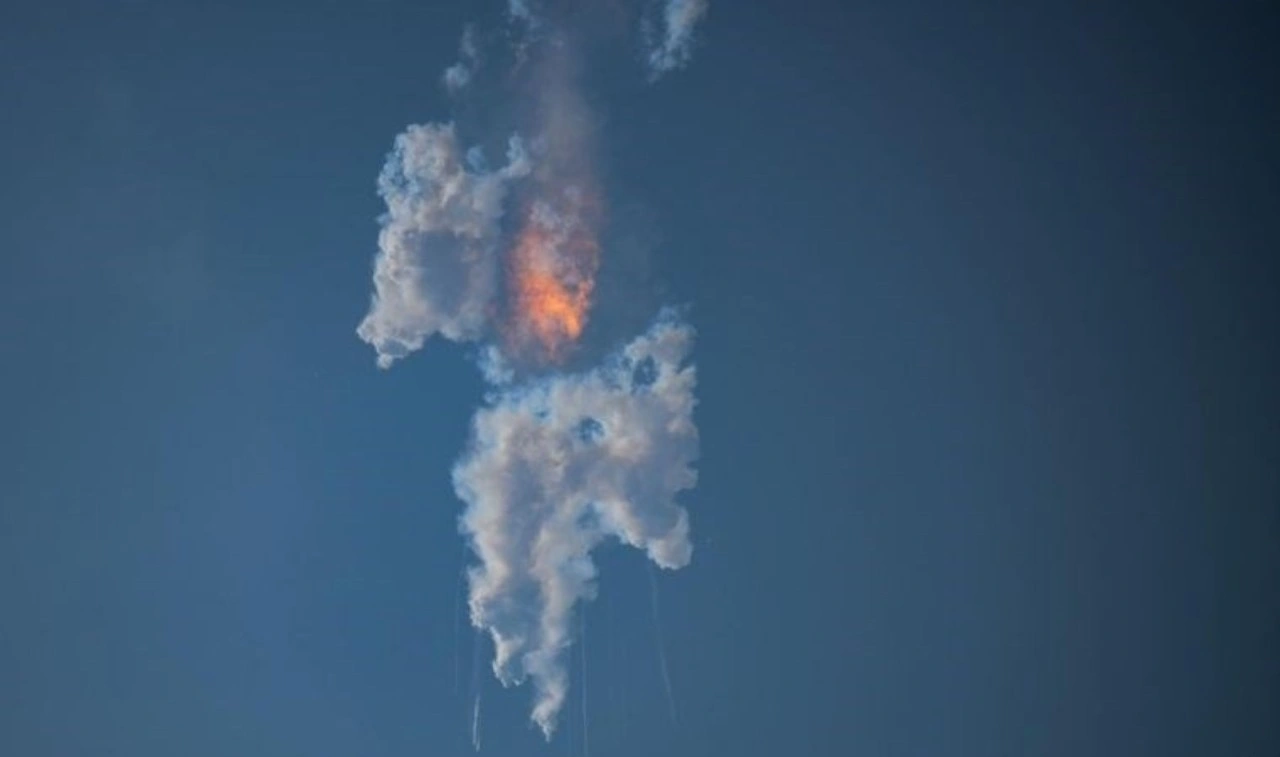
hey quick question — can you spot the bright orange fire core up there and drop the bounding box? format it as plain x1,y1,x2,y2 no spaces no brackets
507,199,599,362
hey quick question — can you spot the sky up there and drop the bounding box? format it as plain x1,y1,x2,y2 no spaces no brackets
1,1,1277,756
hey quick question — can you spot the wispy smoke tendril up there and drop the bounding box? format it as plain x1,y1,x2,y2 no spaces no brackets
646,0,710,76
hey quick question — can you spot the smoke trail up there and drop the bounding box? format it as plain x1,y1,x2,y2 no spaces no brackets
469,625,485,751
580,607,590,757
454,563,463,695
357,0,711,742
647,561,677,725
605,589,619,738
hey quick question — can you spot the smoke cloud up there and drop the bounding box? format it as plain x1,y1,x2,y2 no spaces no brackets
357,0,710,740
357,125,530,368
456,312,697,737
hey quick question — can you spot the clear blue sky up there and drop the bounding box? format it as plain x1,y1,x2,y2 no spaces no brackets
1,2,1277,755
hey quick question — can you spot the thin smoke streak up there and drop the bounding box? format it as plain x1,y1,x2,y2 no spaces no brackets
605,590,616,737
612,586,628,743
580,607,590,757
647,562,677,725
471,627,484,752
564,659,575,757
454,562,464,695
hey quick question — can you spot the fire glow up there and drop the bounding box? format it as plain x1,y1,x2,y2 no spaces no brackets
506,192,600,363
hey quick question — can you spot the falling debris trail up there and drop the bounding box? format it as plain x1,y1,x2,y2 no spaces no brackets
604,590,617,738
454,560,465,695
647,562,678,725
564,666,576,757
470,628,484,752
580,608,590,757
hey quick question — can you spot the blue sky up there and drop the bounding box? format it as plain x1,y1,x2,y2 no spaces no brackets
1,2,1277,755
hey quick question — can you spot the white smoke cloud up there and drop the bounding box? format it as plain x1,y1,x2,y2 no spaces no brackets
646,0,710,76
357,124,531,367
454,311,698,738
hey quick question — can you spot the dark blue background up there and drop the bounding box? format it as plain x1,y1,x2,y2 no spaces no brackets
1,2,1275,755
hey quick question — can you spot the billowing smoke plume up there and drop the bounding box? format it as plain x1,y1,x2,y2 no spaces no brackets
356,0,710,740
357,125,529,368
456,312,696,736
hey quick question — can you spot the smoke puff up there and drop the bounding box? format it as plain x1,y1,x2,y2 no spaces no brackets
508,0,533,21
647,0,710,76
443,63,472,93
455,310,697,737
357,123,530,367
443,26,479,94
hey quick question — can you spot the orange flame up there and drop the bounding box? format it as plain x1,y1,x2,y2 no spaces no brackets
506,192,600,363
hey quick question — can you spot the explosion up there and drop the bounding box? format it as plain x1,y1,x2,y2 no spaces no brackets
507,190,600,363
356,0,711,741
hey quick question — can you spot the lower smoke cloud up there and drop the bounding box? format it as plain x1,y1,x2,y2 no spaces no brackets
455,310,697,737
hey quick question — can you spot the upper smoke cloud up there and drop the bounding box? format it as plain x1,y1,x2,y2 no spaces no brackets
357,124,530,368
456,311,697,738
646,0,710,76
